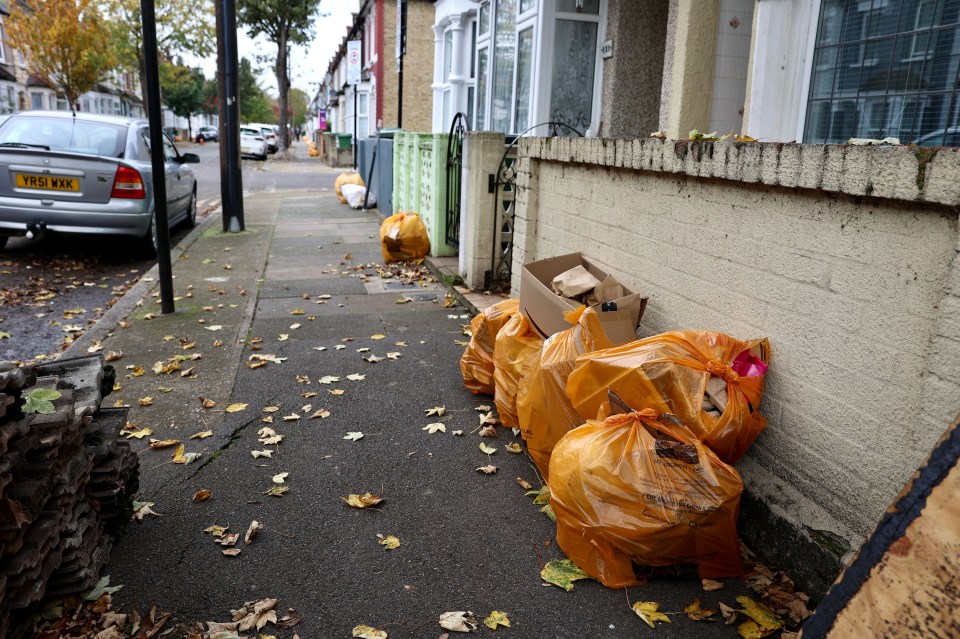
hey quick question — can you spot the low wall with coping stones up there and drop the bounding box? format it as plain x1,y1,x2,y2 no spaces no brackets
511,136,960,595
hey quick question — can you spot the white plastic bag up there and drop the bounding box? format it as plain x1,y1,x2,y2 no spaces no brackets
342,183,375,209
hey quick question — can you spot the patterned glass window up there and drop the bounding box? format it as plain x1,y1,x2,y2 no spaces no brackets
805,0,960,146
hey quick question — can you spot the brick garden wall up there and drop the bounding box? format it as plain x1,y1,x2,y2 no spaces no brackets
511,136,960,592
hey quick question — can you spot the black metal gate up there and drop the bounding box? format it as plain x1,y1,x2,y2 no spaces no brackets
487,121,583,291
445,112,468,249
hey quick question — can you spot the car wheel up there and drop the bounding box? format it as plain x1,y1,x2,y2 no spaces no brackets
182,188,197,229
137,213,159,259
259,152,267,161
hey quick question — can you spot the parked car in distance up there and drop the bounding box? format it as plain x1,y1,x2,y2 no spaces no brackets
196,126,218,142
0,111,199,256
240,126,268,160
248,123,278,153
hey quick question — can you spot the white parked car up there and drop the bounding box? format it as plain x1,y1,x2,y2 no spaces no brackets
240,126,267,160
250,123,278,153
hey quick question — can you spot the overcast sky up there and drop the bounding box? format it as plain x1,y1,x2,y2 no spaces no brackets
187,0,359,98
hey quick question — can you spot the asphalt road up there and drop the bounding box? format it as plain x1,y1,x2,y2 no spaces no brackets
0,142,327,364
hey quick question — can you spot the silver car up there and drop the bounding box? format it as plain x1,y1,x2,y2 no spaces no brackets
0,111,199,257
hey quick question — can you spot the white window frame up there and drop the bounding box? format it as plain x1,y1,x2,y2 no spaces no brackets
475,1,491,130
534,0,607,136
0,22,7,64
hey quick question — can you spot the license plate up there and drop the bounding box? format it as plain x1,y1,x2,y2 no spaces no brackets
241,146,251,153
15,173,79,192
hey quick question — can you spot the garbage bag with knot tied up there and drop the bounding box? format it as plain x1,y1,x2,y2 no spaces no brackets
549,405,744,587
566,331,770,464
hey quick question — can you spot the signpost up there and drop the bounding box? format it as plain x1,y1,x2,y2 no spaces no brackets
347,40,360,169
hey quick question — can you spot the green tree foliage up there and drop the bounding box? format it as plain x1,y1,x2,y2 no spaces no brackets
105,0,216,101
288,87,308,129
200,77,219,115
237,0,323,150
238,57,273,124
5,0,119,105
160,62,206,139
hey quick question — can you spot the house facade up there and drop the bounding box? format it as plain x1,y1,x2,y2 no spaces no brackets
317,0,435,140
431,0,959,146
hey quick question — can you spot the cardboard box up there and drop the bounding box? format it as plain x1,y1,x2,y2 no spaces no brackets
519,253,648,343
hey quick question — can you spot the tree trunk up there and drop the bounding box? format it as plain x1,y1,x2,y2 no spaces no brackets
276,27,289,150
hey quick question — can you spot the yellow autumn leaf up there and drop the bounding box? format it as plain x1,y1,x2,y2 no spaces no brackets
377,534,400,550
736,596,784,632
171,444,201,464
685,597,718,621
199,396,216,409
483,610,511,630
343,492,384,508
290,308,306,315
479,442,497,455
225,403,248,413
329,389,345,396
370,334,385,340
124,427,153,439
193,489,212,502
149,439,180,449
190,430,214,439
138,397,153,406
632,601,671,628
352,626,387,639
505,442,522,453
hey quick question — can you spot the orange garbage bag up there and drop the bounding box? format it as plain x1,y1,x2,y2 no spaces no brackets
549,406,744,586
492,313,544,428
335,172,365,203
517,306,617,479
380,212,431,262
460,299,521,395
566,331,770,464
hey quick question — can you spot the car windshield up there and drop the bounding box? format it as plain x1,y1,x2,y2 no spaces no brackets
241,128,261,137
0,117,127,157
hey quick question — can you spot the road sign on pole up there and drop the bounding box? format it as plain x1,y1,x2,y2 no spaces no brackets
347,40,361,86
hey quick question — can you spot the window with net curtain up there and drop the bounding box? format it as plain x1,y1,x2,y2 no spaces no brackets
805,0,960,146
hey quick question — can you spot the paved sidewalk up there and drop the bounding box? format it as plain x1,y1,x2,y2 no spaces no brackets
69,163,756,637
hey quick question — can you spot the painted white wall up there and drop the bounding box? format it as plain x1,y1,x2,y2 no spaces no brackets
708,0,755,135
743,0,821,142
432,0,477,132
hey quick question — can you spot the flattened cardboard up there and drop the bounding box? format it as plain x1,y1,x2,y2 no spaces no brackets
520,253,648,342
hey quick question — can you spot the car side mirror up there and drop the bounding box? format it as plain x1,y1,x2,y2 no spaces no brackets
179,153,200,164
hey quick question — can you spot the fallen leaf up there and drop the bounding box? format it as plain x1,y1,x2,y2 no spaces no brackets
138,397,154,407
685,597,718,621
222,548,242,557
479,442,497,455
329,389,345,395
334,344,347,350
190,430,214,439
265,485,289,497
318,375,341,384
245,520,263,544
526,485,551,504
218,532,239,546
377,534,400,550
172,444,201,464
386,352,401,360
131,366,145,376
261,435,285,445
282,414,301,421
540,559,590,591
204,525,228,536
278,334,290,341
312,346,327,352
452,430,463,436
632,602,671,628
370,334,385,340
483,611,511,630
263,406,280,413
439,611,477,633
132,501,160,521
505,442,523,454
193,489,212,502
479,411,498,426
364,355,385,363
736,596,784,633
250,354,287,364
199,397,217,409
104,350,123,362
356,347,370,353
540,504,556,521
719,602,739,625
424,406,446,417
180,366,197,378
476,465,498,474
205,325,223,331
225,403,248,413
289,323,302,330
346,373,366,381
290,308,305,315
422,423,446,434
475,405,491,412
478,425,497,438
272,472,289,484
516,477,534,490
124,427,153,439
352,626,387,639
252,450,273,459
149,439,180,449
309,409,331,419
702,579,725,591
158,386,173,393
343,492,384,508
344,431,364,441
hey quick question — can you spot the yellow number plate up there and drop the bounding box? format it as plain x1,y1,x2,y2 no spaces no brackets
15,173,79,192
